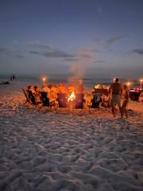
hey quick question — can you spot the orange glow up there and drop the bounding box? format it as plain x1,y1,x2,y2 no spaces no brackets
113,77,116,83
42,77,47,83
68,91,76,102
126,81,131,87
139,79,143,83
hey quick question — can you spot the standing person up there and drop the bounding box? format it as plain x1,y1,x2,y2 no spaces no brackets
121,84,129,118
109,78,122,117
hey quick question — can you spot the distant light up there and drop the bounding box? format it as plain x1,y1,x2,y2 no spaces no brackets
139,78,143,90
126,81,131,87
113,77,116,83
42,76,47,83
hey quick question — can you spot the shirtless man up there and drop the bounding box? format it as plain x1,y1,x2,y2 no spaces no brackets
109,78,122,117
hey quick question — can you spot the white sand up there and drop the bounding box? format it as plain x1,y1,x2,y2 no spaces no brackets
0,82,143,191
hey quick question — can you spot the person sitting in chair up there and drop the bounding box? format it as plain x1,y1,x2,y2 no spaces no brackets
91,91,102,108
48,85,58,109
33,86,41,104
101,94,110,107
57,83,68,108
26,85,36,105
75,93,85,109
40,91,50,106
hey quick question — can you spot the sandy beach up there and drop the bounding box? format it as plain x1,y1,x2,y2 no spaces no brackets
0,82,143,191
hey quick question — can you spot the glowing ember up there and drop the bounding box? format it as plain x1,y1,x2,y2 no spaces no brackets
68,91,76,102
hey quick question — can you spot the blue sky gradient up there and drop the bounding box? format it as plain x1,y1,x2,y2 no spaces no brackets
0,0,143,78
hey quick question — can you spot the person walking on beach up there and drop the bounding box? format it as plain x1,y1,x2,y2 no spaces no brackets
121,84,129,118
109,78,122,117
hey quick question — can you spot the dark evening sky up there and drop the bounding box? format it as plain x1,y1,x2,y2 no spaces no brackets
0,0,143,78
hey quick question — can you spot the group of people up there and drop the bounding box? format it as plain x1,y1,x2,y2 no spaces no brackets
10,74,16,81
25,78,129,118
26,82,85,107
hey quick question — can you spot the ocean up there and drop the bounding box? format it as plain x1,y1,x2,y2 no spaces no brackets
0,74,140,89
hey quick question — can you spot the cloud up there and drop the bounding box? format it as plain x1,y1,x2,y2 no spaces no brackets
64,58,79,62
132,48,143,55
106,35,126,46
28,42,51,49
0,47,24,58
94,60,104,64
29,46,74,58
43,50,73,58
69,47,95,80
15,54,24,58
29,50,40,55
64,48,95,63
0,48,9,54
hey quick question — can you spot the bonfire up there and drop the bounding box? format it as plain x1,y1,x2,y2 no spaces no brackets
68,91,76,102
67,91,76,109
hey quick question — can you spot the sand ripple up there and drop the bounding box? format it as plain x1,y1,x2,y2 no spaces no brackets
0,84,143,191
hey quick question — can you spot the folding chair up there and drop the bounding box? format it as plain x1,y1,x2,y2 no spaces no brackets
57,93,67,108
22,88,31,104
91,93,102,108
40,91,50,106
22,88,36,105
75,93,85,109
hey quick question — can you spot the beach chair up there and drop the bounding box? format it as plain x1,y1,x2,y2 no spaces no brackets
57,93,67,108
101,94,111,108
75,93,85,109
92,88,110,108
22,88,36,105
27,90,36,105
91,93,102,108
22,88,30,103
40,91,50,106
129,91,140,101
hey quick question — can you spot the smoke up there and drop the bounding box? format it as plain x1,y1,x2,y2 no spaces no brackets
68,48,94,83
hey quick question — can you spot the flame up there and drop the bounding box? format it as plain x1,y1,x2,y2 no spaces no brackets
68,91,76,102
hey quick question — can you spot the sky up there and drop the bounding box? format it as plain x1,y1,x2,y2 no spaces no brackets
0,0,143,79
